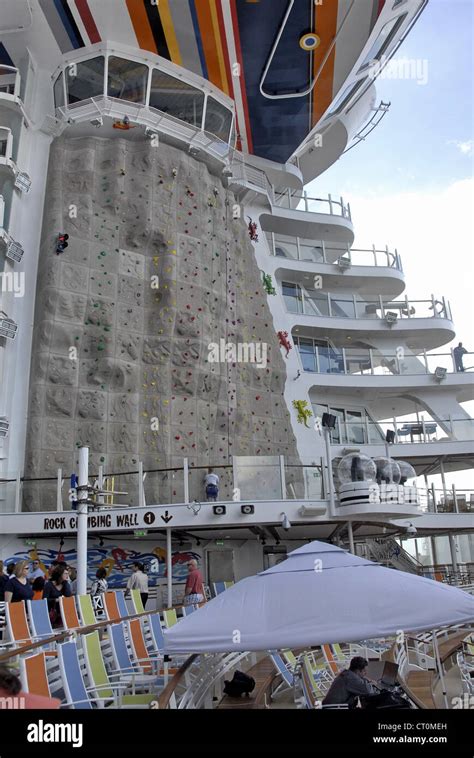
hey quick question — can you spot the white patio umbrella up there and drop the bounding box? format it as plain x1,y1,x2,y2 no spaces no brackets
163,541,474,653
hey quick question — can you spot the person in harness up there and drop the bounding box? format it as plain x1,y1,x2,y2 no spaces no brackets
204,468,219,501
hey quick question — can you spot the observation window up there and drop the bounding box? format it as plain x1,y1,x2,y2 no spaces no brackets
53,71,65,108
204,97,233,142
149,69,204,127
107,56,148,104
66,56,105,105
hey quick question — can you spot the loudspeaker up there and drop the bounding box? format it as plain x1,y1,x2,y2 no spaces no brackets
213,505,226,516
241,504,255,515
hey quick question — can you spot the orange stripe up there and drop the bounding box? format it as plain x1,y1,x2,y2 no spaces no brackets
216,0,234,99
126,0,157,54
312,0,339,126
194,0,223,90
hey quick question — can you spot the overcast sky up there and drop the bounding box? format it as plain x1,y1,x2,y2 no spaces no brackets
310,0,473,491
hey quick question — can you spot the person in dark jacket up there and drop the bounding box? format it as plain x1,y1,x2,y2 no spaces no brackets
0,561,7,602
43,566,71,626
322,657,376,708
4,561,34,603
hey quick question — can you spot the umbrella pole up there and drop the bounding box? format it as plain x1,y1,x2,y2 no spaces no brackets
167,528,173,608
432,630,449,708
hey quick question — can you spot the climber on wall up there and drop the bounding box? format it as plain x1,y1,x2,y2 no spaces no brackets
204,468,220,502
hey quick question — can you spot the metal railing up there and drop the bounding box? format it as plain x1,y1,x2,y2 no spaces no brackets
0,458,325,513
273,189,351,220
317,414,474,446
267,232,402,269
296,346,474,376
225,158,274,203
284,289,453,321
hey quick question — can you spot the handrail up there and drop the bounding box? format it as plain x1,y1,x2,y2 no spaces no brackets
273,190,351,219
268,233,401,269
157,654,199,709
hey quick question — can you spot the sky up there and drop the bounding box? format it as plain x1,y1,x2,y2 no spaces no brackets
310,0,473,491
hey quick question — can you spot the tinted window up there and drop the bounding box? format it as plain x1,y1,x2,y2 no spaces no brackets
149,69,204,127
66,57,105,105
108,56,148,104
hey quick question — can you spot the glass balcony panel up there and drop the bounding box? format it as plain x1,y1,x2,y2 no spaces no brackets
204,97,233,142
330,298,356,318
344,349,371,374
297,339,316,372
299,239,325,262
66,56,105,105
149,69,204,128
53,71,65,108
107,56,148,104
346,410,367,444
234,456,282,500
397,355,427,374
282,282,302,313
425,353,454,374
284,464,323,499
0,67,17,96
306,293,329,316
274,237,298,259
143,468,184,505
329,408,345,443
188,465,233,503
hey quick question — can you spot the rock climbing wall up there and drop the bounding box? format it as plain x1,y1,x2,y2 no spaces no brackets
23,136,300,510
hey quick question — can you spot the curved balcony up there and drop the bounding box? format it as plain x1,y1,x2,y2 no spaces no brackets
0,127,31,192
267,233,405,297
295,343,474,388
284,287,455,349
0,66,23,114
51,46,235,164
260,190,354,246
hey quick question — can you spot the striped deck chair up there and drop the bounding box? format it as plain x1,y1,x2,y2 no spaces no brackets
20,652,53,698
59,596,81,631
103,592,121,622
57,639,94,709
129,589,145,615
162,608,178,628
27,599,63,639
115,590,130,618
5,600,32,647
270,651,295,697
302,655,333,706
322,644,345,676
107,622,165,687
77,594,97,627
82,630,157,707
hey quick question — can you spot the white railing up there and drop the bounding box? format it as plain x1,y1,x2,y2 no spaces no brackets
296,345,474,376
226,159,274,203
284,289,453,321
267,233,402,269
273,189,351,220
324,415,474,447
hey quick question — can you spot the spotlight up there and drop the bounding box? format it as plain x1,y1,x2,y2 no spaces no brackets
434,366,447,382
196,538,201,547
213,505,226,516
241,504,255,515
281,513,291,531
322,413,337,429
337,256,352,271
385,429,396,444
385,311,398,325
145,127,159,143
90,117,103,128
406,523,417,536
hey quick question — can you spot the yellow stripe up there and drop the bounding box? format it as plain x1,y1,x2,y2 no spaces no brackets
209,0,229,95
158,0,182,66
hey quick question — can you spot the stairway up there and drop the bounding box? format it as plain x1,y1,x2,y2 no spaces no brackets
367,537,423,574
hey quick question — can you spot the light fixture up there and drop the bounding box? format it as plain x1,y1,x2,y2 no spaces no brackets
99,536,104,547
385,429,396,444
6,239,24,262
385,311,398,325
241,504,255,515
322,413,337,429
90,117,103,128
145,127,159,143
196,538,201,547
280,513,291,531
337,256,352,270
434,366,447,382
213,505,226,516
405,523,417,536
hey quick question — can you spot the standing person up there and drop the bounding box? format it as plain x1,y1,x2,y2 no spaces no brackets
204,468,219,501
0,561,7,602
43,566,71,627
90,568,108,599
453,342,468,372
32,576,45,601
27,560,45,585
4,561,34,603
127,562,148,609
68,567,77,594
183,559,204,606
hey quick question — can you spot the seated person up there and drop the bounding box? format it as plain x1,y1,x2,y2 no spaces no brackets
322,656,376,708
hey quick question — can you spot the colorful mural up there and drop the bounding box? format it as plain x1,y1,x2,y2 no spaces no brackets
3,543,200,588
